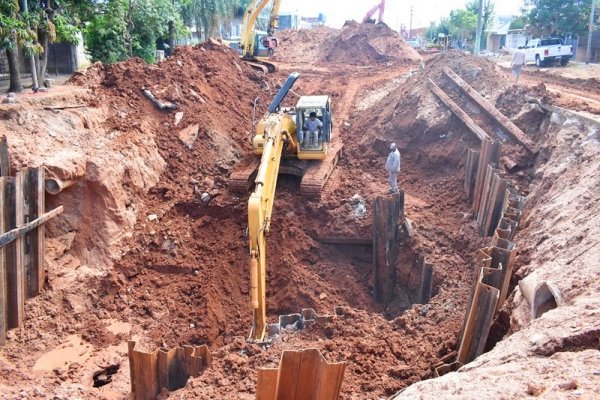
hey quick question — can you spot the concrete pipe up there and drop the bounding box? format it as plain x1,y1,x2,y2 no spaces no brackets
45,178,76,195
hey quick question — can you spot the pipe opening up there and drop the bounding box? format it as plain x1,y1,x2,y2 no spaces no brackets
533,282,560,319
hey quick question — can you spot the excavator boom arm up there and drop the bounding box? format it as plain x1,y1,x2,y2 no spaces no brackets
362,0,385,23
247,73,299,342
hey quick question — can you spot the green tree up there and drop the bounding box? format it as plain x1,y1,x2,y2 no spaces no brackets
449,8,478,40
84,0,128,63
28,1,83,82
466,0,495,50
426,18,451,43
84,0,188,64
188,0,245,40
509,15,528,30
525,0,599,37
0,0,42,92
466,0,495,33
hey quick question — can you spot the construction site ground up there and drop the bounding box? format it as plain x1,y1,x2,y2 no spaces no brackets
1,25,599,400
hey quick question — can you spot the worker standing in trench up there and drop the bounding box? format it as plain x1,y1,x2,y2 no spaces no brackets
385,142,401,194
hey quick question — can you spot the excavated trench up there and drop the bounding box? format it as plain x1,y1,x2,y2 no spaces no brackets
3,43,599,399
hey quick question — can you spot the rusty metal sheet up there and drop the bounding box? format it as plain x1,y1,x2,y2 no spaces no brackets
256,348,346,400
457,274,500,364
129,341,212,400
443,66,536,153
428,79,489,141
473,139,501,213
465,149,480,201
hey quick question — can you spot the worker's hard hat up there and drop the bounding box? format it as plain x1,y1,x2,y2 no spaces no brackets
390,143,397,150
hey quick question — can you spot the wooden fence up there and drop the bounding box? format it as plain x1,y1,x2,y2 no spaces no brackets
0,136,63,344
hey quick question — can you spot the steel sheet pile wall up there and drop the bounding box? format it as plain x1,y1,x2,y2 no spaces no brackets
436,159,524,376
257,348,346,400
128,341,212,400
0,136,63,344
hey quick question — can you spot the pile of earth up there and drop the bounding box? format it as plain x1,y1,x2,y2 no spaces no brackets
273,25,340,63
274,21,421,65
323,21,421,65
348,51,549,172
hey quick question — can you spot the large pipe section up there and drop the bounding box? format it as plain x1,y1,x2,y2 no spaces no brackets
45,178,76,195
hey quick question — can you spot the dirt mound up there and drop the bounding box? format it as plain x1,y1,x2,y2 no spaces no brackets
323,21,421,65
274,22,421,65
350,51,538,156
273,25,340,63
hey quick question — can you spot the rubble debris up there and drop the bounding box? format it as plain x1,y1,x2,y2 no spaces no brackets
143,88,178,110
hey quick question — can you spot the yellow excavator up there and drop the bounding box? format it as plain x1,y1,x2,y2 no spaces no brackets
228,0,282,73
233,73,342,342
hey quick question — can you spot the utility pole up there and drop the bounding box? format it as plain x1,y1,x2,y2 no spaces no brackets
409,6,414,39
20,0,39,91
587,0,597,64
474,0,484,55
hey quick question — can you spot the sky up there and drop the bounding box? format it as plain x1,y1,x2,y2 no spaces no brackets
279,0,526,31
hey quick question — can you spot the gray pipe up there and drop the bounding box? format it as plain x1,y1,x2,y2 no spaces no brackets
45,178,76,195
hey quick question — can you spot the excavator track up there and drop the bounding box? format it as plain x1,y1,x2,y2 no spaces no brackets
229,159,261,194
229,142,342,197
300,140,343,198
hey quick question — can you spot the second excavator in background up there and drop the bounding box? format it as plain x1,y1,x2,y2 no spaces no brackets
363,0,385,24
227,0,282,73
231,73,342,342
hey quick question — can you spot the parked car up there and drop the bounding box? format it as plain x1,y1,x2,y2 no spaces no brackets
520,38,573,67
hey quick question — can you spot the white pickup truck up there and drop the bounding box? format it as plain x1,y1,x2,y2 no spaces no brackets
521,38,573,67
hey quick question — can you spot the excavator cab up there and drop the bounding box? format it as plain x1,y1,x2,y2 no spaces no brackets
295,96,333,159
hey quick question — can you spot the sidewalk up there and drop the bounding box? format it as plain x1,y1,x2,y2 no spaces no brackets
0,73,72,94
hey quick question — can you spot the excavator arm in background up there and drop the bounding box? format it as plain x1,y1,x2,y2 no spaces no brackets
362,0,385,24
247,73,299,342
240,0,282,72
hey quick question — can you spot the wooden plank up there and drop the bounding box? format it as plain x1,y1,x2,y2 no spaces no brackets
428,79,489,141
21,168,45,298
0,178,6,343
0,136,9,177
0,206,63,248
7,173,25,329
442,66,536,153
